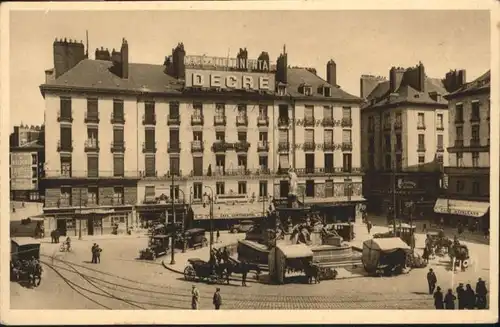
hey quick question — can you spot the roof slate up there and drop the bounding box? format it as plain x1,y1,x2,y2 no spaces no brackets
447,70,490,98
41,60,360,102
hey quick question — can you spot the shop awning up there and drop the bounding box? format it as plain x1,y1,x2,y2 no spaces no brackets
434,198,489,218
74,208,115,215
277,244,314,259
307,196,366,206
191,202,266,220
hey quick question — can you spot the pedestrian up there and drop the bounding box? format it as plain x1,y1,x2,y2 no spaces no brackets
444,289,456,310
433,286,444,309
475,278,488,309
465,284,476,309
456,283,465,310
366,221,372,234
422,222,427,233
427,268,437,294
241,260,248,287
191,285,200,310
213,287,222,310
440,217,444,229
483,227,489,240
216,229,220,243
95,244,102,264
91,243,97,263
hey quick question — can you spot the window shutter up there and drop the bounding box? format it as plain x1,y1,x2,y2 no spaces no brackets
323,106,332,119
279,130,288,143
145,156,155,175
324,130,333,143
113,156,124,177
305,130,314,143
113,129,124,143
305,106,314,118
193,157,203,176
342,130,351,143
279,154,289,169
87,156,98,177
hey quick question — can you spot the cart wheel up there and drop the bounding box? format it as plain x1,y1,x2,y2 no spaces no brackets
184,266,195,281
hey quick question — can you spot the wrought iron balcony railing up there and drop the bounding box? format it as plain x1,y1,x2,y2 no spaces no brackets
84,111,100,124
167,142,181,153
257,141,269,151
43,170,141,179
257,116,269,127
191,114,204,126
110,112,126,124
454,140,464,147
342,142,353,151
214,115,227,126
470,139,481,147
142,141,157,153
341,118,353,127
322,117,334,127
57,140,73,152
303,142,315,151
212,141,228,152
142,113,156,125
278,142,290,151
167,115,181,125
236,115,248,127
234,141,251,152
324,142,335,151
57,110,74,123
304,116,315,127
84,139,100,152
417,144,426,152
278,117,290,127
110,141,126,153
191,140,204,152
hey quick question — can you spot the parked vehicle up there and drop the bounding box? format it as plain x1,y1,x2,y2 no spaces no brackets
230,220,255,233
177,228,208,250
10,237,43,287
139,234,170,260
361,237,411,277
182,258,226,284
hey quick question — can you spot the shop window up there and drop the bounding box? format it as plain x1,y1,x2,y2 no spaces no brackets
238,181,247,195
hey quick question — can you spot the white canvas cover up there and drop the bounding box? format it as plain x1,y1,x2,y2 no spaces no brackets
277,243,314,259
362,237,410,273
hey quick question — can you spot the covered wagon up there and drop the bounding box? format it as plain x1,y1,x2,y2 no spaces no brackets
361,237,411,277
268,243,314,284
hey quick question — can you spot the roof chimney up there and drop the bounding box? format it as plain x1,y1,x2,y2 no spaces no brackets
275,45,288,84
121,38,129,79
326,60,337,87
53,37,86,78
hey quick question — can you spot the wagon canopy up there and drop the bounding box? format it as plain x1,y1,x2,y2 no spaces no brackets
277,243,314,259
11,237,41,261
362,237,410,273
363,237,410,253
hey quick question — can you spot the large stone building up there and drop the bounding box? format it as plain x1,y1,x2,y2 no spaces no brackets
360,63,463,220
39,37,363,236
434,70,490,230
10,124,45,201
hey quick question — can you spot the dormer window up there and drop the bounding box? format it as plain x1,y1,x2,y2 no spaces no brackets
277,84,287,96
318,85,332,97
299,83,312,96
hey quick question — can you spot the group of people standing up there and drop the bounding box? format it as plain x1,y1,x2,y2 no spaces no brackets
427,268,488,309
90,243,102,264
190,285,222,310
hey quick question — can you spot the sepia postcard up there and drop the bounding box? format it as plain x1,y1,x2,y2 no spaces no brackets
0,0,498,325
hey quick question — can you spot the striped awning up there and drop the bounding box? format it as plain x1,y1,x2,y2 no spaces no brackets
434,198,489,218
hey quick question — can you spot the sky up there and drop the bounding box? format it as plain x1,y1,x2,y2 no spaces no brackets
9,10,490,130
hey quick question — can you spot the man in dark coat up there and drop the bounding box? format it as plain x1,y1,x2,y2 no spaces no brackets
366,221,372,234
433,286,444,309
91,243,97,263
475,278,488,309
456,283,465,309
444,289,456,309
465,284,476,309
213,287,222,310
95,244,102,264
241,260,248,286
427,268,437,294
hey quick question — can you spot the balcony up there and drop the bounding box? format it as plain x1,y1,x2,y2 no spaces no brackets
437,144,444,152
191,140,204,153
214,115,227,126
342,142,353,151
142,113,156,125
324,142,335,151
43,170,141,179
110,141,126,153
57,110,73,123
417,144,426,152
167,142,181,153
257,141,269,152
236,115,248,127
189,167,272,179
278,142,290,151
57,140,73,152
322,117,334,127
84,111,100,124
417,123,426,130
257,116,269,127
383,123,391,131
454,139,464,147
304,116,315,127
212,141,228,153
470,139,481,147
470,115,480,123
84,139,100,152
295,167,364,176
454,116,464,124
394,120,402,130
437,124,445,131
110,112,126,124
167,114,181,126
142,141,157,153
278,117,290,128
234,141,251,152
57,199,72,208
303,142,315,151
191,114,204,126
341,118,353,127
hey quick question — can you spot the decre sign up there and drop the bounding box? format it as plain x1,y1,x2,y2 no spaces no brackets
185,69,274,91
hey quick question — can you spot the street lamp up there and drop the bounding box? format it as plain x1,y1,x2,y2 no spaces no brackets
203,185,214,258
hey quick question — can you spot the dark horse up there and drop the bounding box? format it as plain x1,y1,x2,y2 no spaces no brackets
303,261,321,284
215,249,261,282
12,260,42,287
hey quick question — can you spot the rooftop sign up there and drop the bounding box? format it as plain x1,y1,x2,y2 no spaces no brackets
185,69,275,91
184,55,276,72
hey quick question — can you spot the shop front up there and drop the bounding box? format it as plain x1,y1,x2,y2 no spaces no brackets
190,201,266,231
433,198,490,230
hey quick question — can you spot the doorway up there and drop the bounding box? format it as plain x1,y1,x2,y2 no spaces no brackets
56,219,67,236
87,217,94,236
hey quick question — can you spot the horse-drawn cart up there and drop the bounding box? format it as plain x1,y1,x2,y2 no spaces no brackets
183,258,226,284
10,237,43,287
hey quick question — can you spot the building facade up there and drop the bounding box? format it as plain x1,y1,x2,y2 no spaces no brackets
10,125,45,201
40,37,363,235
434,70,490,229
360,63,460,220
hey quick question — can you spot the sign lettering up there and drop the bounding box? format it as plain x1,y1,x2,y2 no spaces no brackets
10,152,35,191
184,55,275,72
185,69,274,91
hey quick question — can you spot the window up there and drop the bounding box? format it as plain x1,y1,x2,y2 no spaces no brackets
324,87,331,97
61,157,72,177
305,129,314,145
87,156,98,178
60,126,72,149
113,187,124,205
304,86,312,96
305,105,314,123
31,154,37,165
193,157,203,176
342,129,352,144
437,135,444,149
238,155,247,169
144,186,155,201
437,114,444,129
418,155,425,164
456,180,465,193
238,182,247,195
259,156,268,169
472,152,479,167
169,101,180,117
238,132,247,142
384,113,391,129
436,153,443,164
216,182,225,195
193,183,203,200
472,125,480,140
216,131,225,142
60,187,72,206
417,113,425,128
87,98,98,113
170,157,180,176
145,129,155,147
471,101,480,120
259,181,268,197
215,103,225,116
324,129,333,144
395,134,402,151
193,131,203,141
280,180,289,197
238,104,247,115
456,126,464,140
279,154,289,170
259,105,268,117
472,181,480,196
385,154,392,170
325,180,334,197
343,179,352,197
456,153,464,167
418,134,425,149
259,132,268,142
169,129,180,145
305,180,315,197
384,134,391,149
216,155,225,174
323,106,333,119
342,107,352,120
87,187,98,205
60,97,72,118
113,155,124,177
342,153,352,172
455,103,464,122
305,153,315,173
144,101,155,124
324,153,334,172
396,154,402,170
113,127,124,145
145,156,155,177
395,112,402,128
113,99,124,120
32,167,37,178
